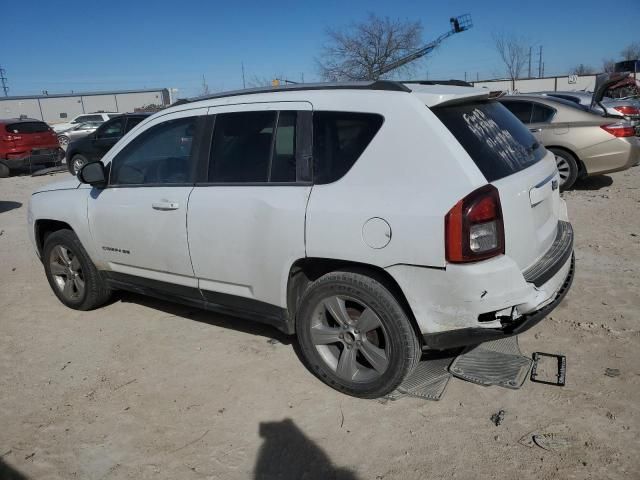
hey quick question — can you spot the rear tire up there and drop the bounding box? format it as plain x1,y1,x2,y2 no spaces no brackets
0,162,9,178
550,148,578,191
296,271,421,398
43,229,111,310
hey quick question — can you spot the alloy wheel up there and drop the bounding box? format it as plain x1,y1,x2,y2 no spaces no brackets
310,295,390,383
72,157,86,175
555,155,570,185
49,245,85,301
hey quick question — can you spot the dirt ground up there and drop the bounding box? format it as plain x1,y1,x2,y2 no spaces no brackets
1,166,638,480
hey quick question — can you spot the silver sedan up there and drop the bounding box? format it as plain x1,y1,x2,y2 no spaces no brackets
57,122,103,150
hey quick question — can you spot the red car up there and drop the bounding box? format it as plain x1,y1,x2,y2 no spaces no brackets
0,118,61,177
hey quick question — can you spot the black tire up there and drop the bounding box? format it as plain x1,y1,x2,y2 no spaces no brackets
0,162,9,178
69,154,88,176
43,229,111,310
549,148,578,191
296,271,421,398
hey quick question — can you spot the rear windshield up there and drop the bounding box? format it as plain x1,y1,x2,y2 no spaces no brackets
5,122,51,134
432,101,545,182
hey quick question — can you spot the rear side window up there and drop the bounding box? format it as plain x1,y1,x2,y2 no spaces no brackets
209,111,276,183
313,112,383,184
5,122,50,133
433,101,544,182
531,104,555,123
77,115,103,123
501,101,533,123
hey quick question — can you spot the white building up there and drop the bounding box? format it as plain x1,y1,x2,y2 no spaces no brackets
0,88,172,124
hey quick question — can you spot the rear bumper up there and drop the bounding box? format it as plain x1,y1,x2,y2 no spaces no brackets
1,149,61,168
583,136,640,176
422,254,574,349
387,220,574,348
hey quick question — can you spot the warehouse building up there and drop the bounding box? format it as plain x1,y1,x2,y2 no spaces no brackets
0,88,172,124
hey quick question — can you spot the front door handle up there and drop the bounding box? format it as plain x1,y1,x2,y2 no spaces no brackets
529,127,542,133
152,201,180,211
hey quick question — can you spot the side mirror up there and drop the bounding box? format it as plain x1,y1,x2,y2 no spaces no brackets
78,162,107,188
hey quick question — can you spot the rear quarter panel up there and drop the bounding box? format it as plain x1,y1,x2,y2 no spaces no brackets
305,92,486,268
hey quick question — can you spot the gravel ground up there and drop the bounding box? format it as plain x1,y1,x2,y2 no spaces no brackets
0,166,638,480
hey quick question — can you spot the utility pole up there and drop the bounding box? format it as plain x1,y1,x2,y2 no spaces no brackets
464,72,467,82
0,66,8,96
528,46,532,78
538,46,543,78
241,62,246,89
542,62,545,78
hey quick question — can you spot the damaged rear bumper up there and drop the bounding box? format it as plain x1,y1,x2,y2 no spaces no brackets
422,254,574,350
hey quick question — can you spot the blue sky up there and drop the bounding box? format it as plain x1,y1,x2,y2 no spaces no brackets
2,0,638,98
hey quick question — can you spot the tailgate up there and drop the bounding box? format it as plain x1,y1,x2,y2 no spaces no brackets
4,121,58,149
433,100,562,272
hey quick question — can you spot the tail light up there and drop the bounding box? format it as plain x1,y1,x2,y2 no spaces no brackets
2,134,21,141
445,185,505,263
613,106,640,116
600,123,636,138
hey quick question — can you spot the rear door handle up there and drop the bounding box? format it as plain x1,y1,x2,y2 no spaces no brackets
152,201,180,211
529,128,542,133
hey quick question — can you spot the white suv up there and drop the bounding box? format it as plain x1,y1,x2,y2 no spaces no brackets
51,112,119,133
28,81,574,398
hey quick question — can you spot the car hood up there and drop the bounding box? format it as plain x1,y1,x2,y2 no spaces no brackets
32,175,80,194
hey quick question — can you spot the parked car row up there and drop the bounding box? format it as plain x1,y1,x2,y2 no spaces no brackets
502,73,640,189
0,118,62,177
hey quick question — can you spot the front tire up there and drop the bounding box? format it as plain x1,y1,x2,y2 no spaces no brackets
43,229,111,310
296,271,421,398
550,148,578,191
58,135,69,150
69,154,88,175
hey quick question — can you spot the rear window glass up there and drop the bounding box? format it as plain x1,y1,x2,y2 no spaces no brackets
313,112,383,184
432,101,544,182
5,122,50,133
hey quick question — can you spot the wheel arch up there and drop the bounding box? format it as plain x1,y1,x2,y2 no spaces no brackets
35,219,74,257
546,145,587,177
286,257,422,342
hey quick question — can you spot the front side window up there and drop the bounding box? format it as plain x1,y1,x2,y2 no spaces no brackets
97,118,123,138
208,111,276,183
125,117,145,133
313,112,383,184
111,116,198,185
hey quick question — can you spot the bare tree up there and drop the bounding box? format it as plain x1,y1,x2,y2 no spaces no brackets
493,33,529,85
602,58,616,73
570,64,594,75
317,14,423,81
620,41,640,61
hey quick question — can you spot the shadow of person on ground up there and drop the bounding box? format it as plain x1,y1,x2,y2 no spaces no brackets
254,419,359,480
571,175,613,191
0,459,29,480
0,201,22,214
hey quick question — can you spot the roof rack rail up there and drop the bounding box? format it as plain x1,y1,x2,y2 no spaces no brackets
402,79,473,87
172,80,411,105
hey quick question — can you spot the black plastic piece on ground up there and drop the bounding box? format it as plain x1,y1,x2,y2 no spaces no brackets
530,352,566,386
